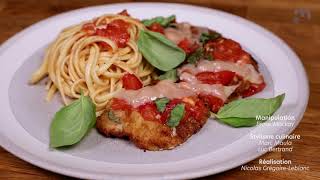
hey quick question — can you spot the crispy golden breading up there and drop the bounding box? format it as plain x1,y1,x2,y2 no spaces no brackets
96,99,209,151
125,111,183,150
96,109,127,138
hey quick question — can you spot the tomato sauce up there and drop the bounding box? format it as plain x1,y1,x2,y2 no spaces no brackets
199,94,224,113
205,38,253,64
195,71,236,86
181,98,208,123
121,73,143,90
137,102,160,122
178,38,199,54
111,98,133,112
82,19,130,49
135,97,209,125
82,23,96,35
241,82,266,97
111,93,211,126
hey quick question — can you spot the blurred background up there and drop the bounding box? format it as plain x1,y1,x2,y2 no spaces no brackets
0,0,319,179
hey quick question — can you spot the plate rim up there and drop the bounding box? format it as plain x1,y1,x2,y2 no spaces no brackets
0,2,309,179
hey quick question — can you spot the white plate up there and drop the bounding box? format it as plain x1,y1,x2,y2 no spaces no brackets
0,3,309,180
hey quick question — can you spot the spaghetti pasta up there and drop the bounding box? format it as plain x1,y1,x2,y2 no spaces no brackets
30,13,155,116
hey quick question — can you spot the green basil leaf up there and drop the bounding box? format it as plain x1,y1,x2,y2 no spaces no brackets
199,32,221,43
50,94,96,148
155,97,170,113
217,94,285,119
108,110,120,124
142,15,176,27
138,29,186,71
187,47,204,64
167,104,185,127
218,117,258,127
205,53,214,61
158,69,178,82
187,47,213,63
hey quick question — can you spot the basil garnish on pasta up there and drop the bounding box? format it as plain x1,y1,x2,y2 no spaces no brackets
30,14,154,115
138,29,186,71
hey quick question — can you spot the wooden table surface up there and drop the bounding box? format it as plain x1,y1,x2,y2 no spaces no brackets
0,0,319,179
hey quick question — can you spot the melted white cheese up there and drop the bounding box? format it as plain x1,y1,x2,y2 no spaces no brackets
178,82,238,101
178,60,263,84
164,22,207,44
114,80,194,107
115,80,237,107
164,27,189,44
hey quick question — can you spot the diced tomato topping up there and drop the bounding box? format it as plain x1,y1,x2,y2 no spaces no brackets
160,98,209,124
196,71,236,86
111,98,132,111
118,9,130,16
96,19,130,48
180,106,191,123
82,23,96,35
138,102,160,122
191,100,209,121
178,99,208,123
178,38,199,54
82,19,130,48
199,94,224,113
136,97,209,125
148,23,165,34
122,73,143,90
237,56,254,65
205,38,253,64
178,39,190,52
241,82,266,97
95,28,107,36
108,19,130,29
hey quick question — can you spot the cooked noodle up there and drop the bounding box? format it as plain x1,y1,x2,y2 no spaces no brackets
30,14,155,116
